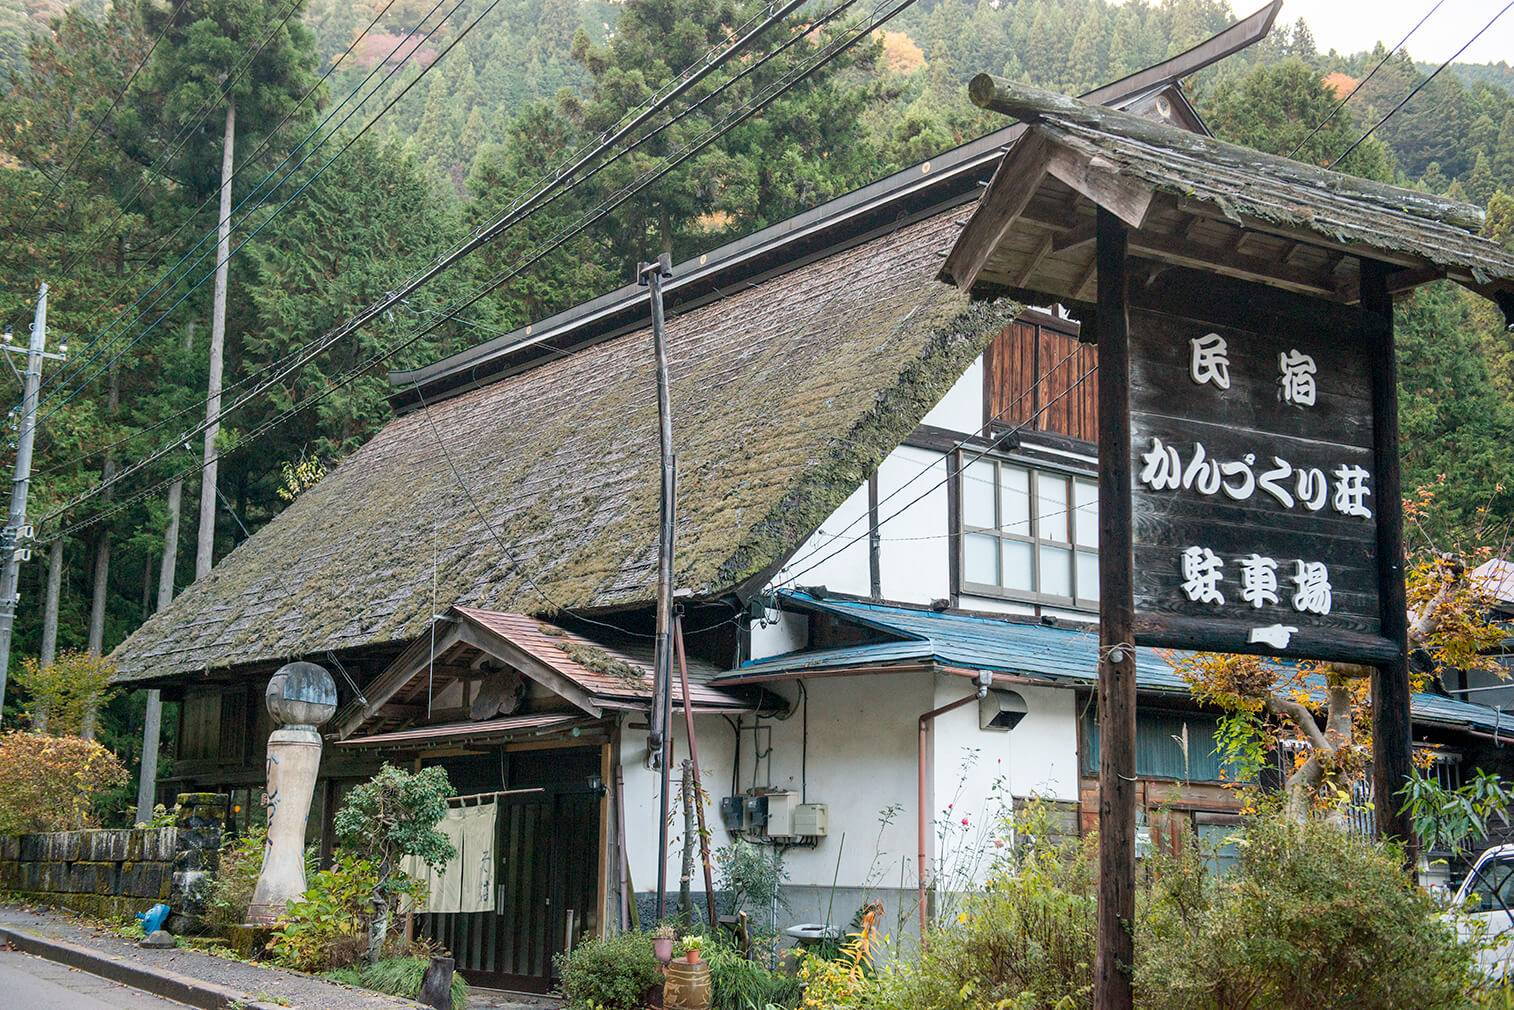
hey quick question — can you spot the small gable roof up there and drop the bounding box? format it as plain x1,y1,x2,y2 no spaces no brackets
943,79,1514,319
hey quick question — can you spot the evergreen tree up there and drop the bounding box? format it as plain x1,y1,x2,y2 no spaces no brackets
133,0,318,580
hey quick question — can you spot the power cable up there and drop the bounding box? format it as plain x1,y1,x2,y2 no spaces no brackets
37,0,921,530
44,0,309,292
33,0,876,487
1331,0,1514,168
35,0,819,428
1286,0,1449,161
10,0,193,239
36,0,468,413
775,362,1099,588
36,0,413,400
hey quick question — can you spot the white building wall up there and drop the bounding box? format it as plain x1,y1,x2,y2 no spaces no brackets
876,446,951,605
774,482,871,597
927,679,1082,887
619,671,1084,930
920,357,983,432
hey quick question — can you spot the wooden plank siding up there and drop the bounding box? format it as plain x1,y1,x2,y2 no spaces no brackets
983,314,1098,443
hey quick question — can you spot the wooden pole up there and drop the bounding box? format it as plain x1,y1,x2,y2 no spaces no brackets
1093,206,1136,1010
673,614,719,930
1363,257,1416,860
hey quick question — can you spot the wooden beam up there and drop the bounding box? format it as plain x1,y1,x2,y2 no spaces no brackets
1094,206,1136,1010
1364,257,1416,861
455,619,604,717
1052,220,1096,254
333,620,466,739
1177,199,1425,271
941,129,1055,291
1045,147,1154,230
1125,228,1339,298
1014,231,1056,287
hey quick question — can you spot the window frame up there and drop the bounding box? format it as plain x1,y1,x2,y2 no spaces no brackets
957,454,1099,611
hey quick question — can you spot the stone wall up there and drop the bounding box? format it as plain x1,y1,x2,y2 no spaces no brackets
0,792,225,924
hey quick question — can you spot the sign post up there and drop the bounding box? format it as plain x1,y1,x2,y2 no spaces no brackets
1093,208,1137,1010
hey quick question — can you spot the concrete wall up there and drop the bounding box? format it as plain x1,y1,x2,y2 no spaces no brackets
0,793,225,924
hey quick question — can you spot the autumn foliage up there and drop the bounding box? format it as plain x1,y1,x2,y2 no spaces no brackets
0,731,129,834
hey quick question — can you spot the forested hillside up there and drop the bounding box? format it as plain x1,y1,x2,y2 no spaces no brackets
1,0,1513,758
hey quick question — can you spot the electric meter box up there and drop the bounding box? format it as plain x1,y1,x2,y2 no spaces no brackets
792,803,828,838
766,792,828,838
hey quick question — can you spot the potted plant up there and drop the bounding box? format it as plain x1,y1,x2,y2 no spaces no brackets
652,924,676,963
680,934,704,964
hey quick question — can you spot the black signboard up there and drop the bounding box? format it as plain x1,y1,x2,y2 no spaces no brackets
1124,273,1395,664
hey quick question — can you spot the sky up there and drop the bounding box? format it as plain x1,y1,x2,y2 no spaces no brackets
1278,0,1513,65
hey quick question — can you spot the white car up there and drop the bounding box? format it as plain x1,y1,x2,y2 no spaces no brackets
1451,844,1514,979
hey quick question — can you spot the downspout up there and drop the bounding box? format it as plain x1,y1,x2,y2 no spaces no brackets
918,669,993,937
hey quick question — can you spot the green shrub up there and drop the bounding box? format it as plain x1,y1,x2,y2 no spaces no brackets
867,818,1097,1010
326,956,470,1010
556,931,664,1010
204,827,268,932
705,937,801,1010
1137,816,1481,1010
268,852,381,972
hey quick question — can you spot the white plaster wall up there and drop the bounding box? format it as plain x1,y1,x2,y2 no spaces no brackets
957,592,1037,617
920,356,983,432
774,482,871,597
927,678,1081,885
620,673,1083,904
748,608,809,662
876,446,951,605
620,673,934,896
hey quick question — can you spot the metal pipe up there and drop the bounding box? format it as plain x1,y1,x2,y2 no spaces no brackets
917,674,991,938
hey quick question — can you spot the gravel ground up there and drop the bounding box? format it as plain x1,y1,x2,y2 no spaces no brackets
0,903,420,1010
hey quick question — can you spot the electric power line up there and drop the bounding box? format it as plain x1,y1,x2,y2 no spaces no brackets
35,0,822,431
37,0,921,531
775,362,1100,589
36,0,414,401
36,0,470,414
1331,0,1514,168
31,0,876,490
10,0,194,239
1286,0,1449,162
40,0,310,297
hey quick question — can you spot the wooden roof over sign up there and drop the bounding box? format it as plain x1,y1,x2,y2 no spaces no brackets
942,79,1514,324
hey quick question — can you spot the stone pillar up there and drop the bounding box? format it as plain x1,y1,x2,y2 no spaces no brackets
246,662,336,926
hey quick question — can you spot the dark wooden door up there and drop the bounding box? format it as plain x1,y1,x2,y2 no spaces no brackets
423,785,601,993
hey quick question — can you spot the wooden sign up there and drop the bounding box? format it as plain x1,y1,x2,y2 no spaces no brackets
1124,270,1394,664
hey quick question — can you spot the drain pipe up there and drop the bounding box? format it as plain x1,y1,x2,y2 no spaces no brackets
918,670,993,938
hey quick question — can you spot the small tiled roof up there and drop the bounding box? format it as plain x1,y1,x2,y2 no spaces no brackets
726,591,1514,737
112,211,1017,680
455,607,743,709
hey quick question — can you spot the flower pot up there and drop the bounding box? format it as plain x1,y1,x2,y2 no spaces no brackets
654,936,674,963
664,957,712,1010
685,949,701,964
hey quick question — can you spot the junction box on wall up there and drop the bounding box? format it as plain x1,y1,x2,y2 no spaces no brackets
720,789,828,842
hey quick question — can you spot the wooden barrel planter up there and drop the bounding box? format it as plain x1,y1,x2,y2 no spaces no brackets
663,958,713,1010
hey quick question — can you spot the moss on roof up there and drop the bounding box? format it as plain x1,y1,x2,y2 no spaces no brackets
112,209,1019,681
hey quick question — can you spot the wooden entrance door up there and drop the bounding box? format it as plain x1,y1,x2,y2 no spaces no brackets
423,776,601,991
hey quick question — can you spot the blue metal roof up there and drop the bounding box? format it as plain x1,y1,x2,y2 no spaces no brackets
721,591,1514,738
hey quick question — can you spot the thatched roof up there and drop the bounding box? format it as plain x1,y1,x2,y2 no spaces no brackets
112,210,1018,681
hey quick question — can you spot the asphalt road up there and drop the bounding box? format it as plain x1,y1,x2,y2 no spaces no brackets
0,948,192,1009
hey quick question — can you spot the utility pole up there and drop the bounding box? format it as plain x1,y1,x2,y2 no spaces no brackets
640,253,675,923
0,284,64,719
